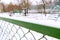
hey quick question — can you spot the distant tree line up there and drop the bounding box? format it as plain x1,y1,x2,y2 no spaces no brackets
1,0,31,16
3,3,22,12
0,0,53,16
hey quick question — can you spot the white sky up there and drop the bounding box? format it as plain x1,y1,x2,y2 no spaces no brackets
0,0,54,5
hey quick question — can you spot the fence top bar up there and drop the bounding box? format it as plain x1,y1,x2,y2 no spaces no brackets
0,15,60,39
0,14,60,29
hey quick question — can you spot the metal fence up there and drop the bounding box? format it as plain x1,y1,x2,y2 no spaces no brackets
0,20,59,40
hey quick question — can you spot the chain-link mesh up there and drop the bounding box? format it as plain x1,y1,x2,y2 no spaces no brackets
0,20,59,40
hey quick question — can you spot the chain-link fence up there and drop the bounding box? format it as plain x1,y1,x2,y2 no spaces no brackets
0,20,59,40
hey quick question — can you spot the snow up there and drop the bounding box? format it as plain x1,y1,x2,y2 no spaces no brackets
0,0,59,40
0,13,60,29
0,13,59,40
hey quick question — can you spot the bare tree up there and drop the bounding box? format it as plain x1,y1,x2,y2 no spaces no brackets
36,1,43,13
42,0,46,16
4,3,14,12
20,0,31,16
36,0,46,15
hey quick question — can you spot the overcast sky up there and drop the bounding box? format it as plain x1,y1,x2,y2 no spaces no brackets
0,0,54,5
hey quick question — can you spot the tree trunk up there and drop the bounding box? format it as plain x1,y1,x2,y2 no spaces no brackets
42,0,46,16
24,9,27,16
43,3,46,16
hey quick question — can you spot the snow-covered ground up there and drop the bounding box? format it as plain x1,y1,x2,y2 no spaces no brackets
0,13,60,40
0,13,60,28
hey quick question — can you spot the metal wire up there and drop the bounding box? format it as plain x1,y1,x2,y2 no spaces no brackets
0,20,59,40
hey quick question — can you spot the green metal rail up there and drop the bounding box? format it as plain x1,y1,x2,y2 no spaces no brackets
0,17,60,39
